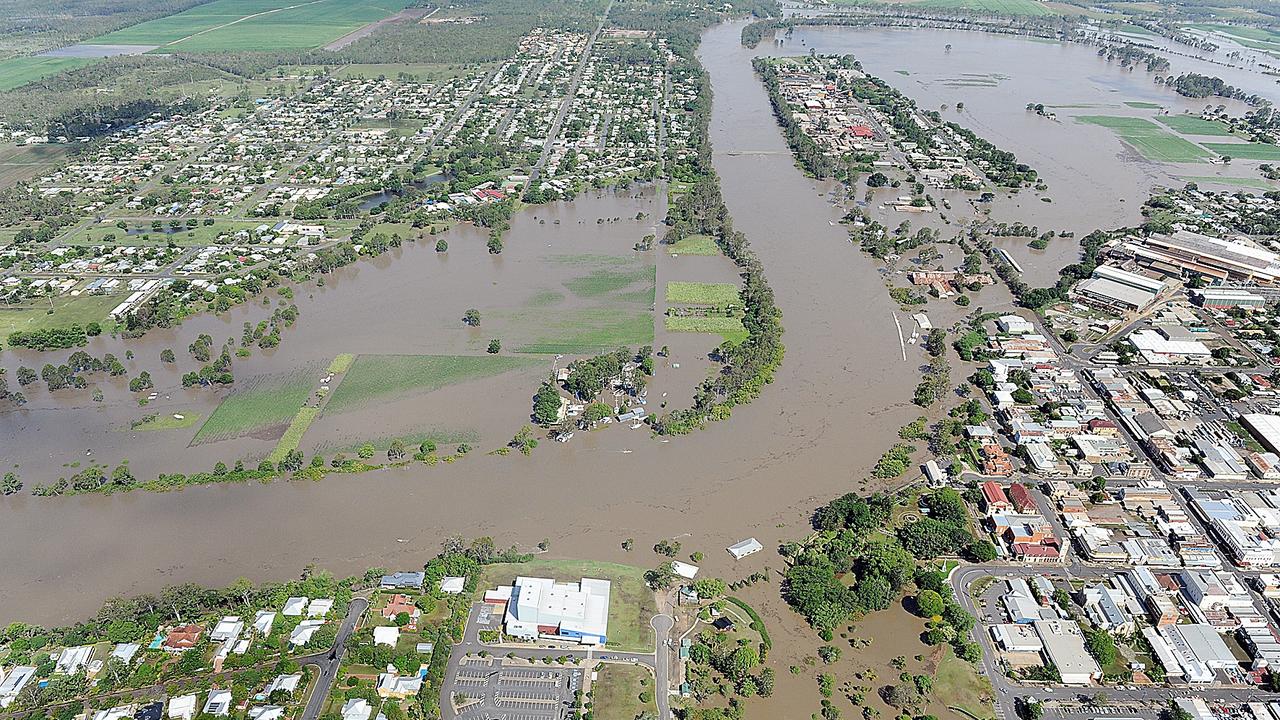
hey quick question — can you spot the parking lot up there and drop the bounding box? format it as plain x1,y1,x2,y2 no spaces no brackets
449,658,583,719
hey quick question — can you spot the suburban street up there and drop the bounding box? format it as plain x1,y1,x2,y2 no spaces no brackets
298,597,369,720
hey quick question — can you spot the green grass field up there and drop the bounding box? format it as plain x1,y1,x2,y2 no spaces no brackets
665,316,748,345
192,363,321,444
665,282,740,306
0,56,94,92
0,143,70,189
324,354,541,414
665,234,721,256
564,267,655,298
1202,142,1280,161
94,0,410,52
266,406,320,464
327,353,356,374
474,559,657,652
513,309,654,354
1123,101,1162,109
592,664,657,720
934,646,996,720
69,219,268,247
1157,115,1233,136
1076,115,1210,162
316,429,479,457
0,294,120,339
1180,175,1274,189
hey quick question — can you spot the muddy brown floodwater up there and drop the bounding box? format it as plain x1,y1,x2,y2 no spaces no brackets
0,20,927,627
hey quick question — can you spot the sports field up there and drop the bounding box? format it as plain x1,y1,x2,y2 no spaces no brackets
93,0,411,52
1157,115,1232,136
1076,116,1210,162
323,354,541,414
192,363,321,444
0,56,94,91
1202,142,1280,161
0,294,119,339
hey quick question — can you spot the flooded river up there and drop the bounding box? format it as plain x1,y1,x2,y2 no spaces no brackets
0,20,933,627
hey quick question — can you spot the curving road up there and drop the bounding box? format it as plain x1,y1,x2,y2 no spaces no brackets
299,597,368,720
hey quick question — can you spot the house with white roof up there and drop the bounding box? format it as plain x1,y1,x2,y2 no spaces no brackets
265,673,302,696
727,538,763,560
111,643,141,664
211,617,244,643
56,645,94,675
373,626,400,647
282,597,308,616
289,620,325,647
307,598,334,617
341,699,372,720
167,694,197,720
247,706,284,720
0,667,36,707
439,576,466,595
253,610,276,635
203,690,233,716
92,705,135,720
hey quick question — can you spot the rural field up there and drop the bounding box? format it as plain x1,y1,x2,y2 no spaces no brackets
0,56,92,91
666,234,721,256
323,354,542,414
666,281,740,306
1202,142,1280,161
0,142,70,188
665,315,748,344
1076,115,1211,162
192,362,322,444
474,559,657,652
1157,115,1233,136
92,0,411,52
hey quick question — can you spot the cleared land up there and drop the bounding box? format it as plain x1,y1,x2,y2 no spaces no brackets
665,234,720,255
592,664,657,720
93,0,412,53
1157,115,1233,136
0,294,119,338
323,354,541,414
1076,115,1210,162
192,363,320,444
0,143,70,189
0,56,94,91
474,559,657,652
665,316,748,345
666,281,739,306
1202,142,1280,161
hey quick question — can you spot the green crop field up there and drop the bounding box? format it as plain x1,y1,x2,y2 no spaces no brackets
1158,115,1232,136
1076,116,1211,162
665,234,721,255
666,282,740,306
324,354,541,414
0,56,94,91
474,559,656,652
93,0,411,52
665,315,748,345
564,266,655,298
266,406,319,463
514,309,654,354
1203,142,1280,161
1123,101,1162,109
192,363,321,444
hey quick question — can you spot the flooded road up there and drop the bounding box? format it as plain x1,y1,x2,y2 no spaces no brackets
0,20,928,626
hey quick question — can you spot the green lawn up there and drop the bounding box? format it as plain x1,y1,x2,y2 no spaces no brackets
1203,142,1280,161
0,56,94,92
192,363,321,444
592,664,657,720
513,309,654,354
324,354,541,413
94,0,411,52
665,316,748,345
474,559,657,652
1158,115,1233,136
934,647,996,720
1076,115,1211,162
666,282,739,306
665,234,720,256
0,294,120,339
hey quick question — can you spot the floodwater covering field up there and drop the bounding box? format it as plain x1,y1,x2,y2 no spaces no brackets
778,23,1280,283
0,20,940,628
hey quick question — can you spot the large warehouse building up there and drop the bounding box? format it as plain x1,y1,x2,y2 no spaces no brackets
1033,620,1102,685
1128,231,1280,285
491,576,611,645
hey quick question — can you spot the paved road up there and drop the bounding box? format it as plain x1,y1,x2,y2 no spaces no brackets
651,612,675,720
299,597,368,720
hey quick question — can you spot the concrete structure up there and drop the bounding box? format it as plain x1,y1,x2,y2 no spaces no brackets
1033,620,1101,685
502,576,611,645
